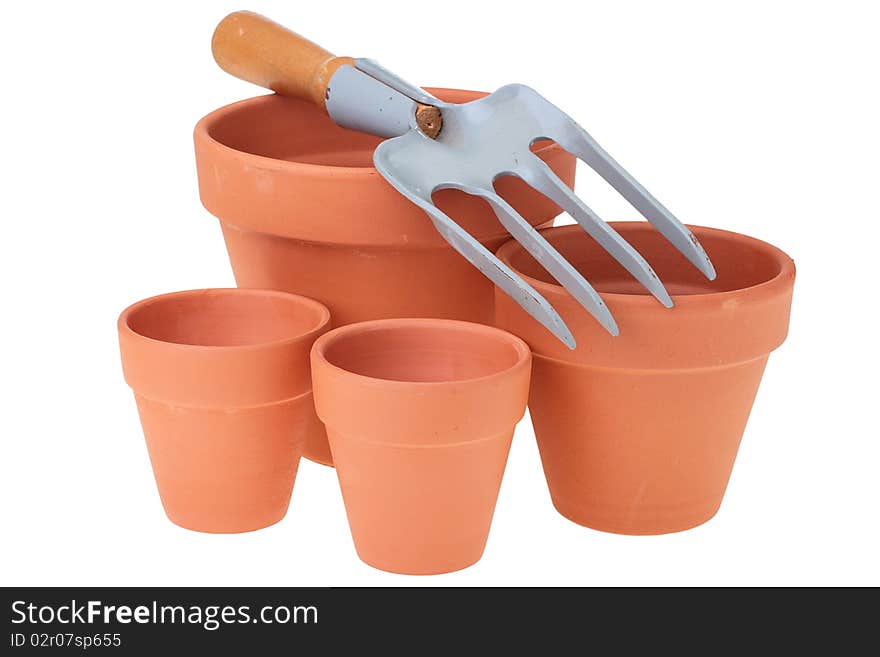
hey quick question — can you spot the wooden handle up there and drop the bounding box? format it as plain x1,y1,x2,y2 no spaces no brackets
212,11,443,138
212,11,353,108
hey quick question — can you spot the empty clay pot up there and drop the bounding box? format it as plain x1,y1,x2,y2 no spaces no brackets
118,289,330,533
495,223,795,535
310,319,531,574
194,90,574,465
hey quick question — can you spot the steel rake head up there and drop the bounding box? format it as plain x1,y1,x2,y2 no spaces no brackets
373,83,715,349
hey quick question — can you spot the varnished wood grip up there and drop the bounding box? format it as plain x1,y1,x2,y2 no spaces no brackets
211,11,353,109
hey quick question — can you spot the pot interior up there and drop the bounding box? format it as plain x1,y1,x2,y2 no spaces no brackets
504,224,786,296
321,323,523,383
208,95,382,167
206,90,496,168
126,291,326,347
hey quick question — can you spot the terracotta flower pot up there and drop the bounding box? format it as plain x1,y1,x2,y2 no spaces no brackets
118,289,330,533
495,223,795,535
310,319,531,574
194,90,574,465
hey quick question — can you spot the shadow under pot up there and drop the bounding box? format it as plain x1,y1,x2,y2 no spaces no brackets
494,223,795,535
310,319,532,575
118,289,331,533
194,91,575,466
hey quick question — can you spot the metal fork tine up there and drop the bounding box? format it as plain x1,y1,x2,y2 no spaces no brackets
519,157,674,308
457,184,619,336
403,193,578,349
548,120,717,280
372,141,579,345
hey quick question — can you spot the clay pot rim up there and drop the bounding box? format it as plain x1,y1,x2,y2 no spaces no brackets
311,318,531,389
194,90,564,176
118,288,331,353
496,222,796,305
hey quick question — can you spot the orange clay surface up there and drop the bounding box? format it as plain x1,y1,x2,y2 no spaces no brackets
194,92,573,464
495,223,795,535
311,319,531,574
118,289,330,533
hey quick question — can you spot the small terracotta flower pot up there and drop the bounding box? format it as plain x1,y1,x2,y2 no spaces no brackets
118,289,330,533
310,319,531,574
194,90,574,465
495,223,795,535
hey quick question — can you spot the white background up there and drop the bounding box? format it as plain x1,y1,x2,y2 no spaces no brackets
1,0,877,586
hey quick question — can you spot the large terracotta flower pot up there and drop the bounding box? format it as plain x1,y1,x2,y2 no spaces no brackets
310,319,531,574
118,289,330,533
194,90,574,465
495,223,795,535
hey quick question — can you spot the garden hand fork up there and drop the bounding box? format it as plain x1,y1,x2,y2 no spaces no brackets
212,11,716,348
